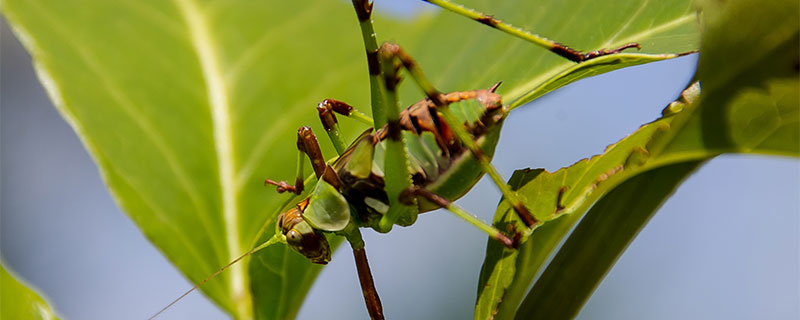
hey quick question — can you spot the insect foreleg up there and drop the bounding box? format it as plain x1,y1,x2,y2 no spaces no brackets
404,186,521,249
266,126,341,193
317,99,373,155
421,0,641,63
377,42,539,229
264,130,309,194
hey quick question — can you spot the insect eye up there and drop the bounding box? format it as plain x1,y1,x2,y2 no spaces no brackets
286,229,302,246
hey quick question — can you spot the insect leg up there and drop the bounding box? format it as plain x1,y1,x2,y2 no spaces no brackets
405,186,520,248
421,0,640,63
318,99,373,126
317,99,373,155
344,226,385,320
378,42,538,229
296,126,343,189
374,43,422,232
350,0,389,128
353,247,384,320
265,126,340,193
264,129,309,194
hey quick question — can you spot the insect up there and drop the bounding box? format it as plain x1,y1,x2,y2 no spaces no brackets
151,0,640,319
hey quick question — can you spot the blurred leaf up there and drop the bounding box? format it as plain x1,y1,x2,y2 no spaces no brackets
478,0,799,318
674,0,800,156
1,263,60,320
1,0,698,318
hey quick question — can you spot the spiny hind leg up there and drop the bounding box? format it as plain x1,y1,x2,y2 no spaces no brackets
421,0,640,63
378,42,539,229
404,186,521,248
372,42,429,232
265,126,340,194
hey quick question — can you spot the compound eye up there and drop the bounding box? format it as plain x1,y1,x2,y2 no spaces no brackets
286,229,302,247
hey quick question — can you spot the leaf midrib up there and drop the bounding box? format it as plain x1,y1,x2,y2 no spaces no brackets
172,0,245,316
8,0,226,276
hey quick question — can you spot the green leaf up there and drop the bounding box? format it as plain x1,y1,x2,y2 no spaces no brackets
515,161,703,319
2,1,366,317
1,263,60,320
1,0,699,318
476,96,685,319
509,79,797,320
387,0,700,108
477,0,799,317
672,0,800,157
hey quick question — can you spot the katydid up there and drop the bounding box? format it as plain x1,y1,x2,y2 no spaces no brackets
150,1,642,319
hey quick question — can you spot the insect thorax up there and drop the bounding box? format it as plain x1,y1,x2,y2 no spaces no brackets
334,88,507,227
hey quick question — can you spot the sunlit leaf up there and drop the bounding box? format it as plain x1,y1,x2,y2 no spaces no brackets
1,0,699,318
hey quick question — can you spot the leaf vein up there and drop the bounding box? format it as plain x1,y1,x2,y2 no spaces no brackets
173,0,246,314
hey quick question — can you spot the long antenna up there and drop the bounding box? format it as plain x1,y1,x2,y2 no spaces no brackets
148,234,283,319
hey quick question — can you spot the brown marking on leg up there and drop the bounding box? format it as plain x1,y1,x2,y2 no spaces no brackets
552,42,642,63
426,91,446,108
367,49,380,76
264,178,304,194
550,43,585,63
317,99,359,132
326,99,356,115
317,101,339,132
352,247,385,320
382,66,399,92
581,43,641,61
386,119,403,141
351,0,373,22
475,15,500,28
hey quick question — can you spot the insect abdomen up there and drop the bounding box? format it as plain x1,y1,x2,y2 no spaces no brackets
364,88,507,213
